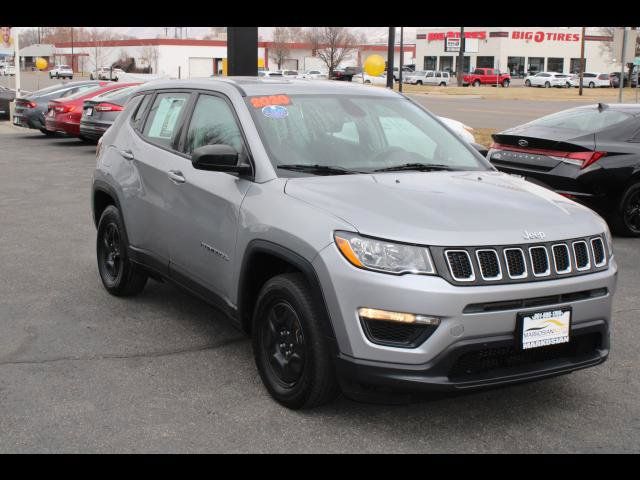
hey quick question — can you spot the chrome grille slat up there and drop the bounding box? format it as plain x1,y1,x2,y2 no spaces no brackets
445,250,475,282
591,237,606,267
573,241,591,271
552,244,572,274
475,249,502,281
529,246,551,277
503,248,527,279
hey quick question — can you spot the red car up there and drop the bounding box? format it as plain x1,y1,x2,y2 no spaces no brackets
44,82,140,138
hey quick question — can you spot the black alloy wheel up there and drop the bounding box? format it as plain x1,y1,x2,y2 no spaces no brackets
96,205,148,295
622,185,640,236
260,300,306,387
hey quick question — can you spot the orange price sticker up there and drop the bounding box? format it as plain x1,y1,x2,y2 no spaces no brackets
250,94,291,108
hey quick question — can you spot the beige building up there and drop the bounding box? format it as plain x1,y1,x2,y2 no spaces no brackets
415,27,629,77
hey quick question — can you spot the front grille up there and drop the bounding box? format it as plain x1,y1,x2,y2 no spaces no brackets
445,250,474,281
552,244,571,274
448,333,601,379
529,246,550,276
476,249,501,280
360,319,436,348
433,235,607,286
573,241,591,270
591,238,606,266
504,248,527,278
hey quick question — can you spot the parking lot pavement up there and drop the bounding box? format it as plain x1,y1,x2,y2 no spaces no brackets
407,95,595,130
1,121,639,453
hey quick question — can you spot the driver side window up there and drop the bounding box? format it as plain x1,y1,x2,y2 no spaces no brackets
184,94,247,161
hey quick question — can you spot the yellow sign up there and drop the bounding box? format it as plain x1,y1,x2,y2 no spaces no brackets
222,58,227,76
363,54,385,76
35,57,48,70
258,57,265,68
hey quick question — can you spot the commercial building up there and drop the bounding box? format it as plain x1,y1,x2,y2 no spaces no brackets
415,27,628,77
52,38,416,78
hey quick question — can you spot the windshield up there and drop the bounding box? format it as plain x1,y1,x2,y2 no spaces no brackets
246,94,490,176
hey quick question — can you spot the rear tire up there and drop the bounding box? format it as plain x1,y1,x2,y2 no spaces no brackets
611,182,640,237
502,79,510,87
96,205,148,296
417,80,423,85
544,81,551,88
252,273,340,409
589,81,595,88
439,81,446,86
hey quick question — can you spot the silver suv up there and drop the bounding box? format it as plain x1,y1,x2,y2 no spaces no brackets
92,78,617,409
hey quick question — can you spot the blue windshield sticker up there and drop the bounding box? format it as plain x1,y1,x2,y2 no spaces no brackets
262,105,288,119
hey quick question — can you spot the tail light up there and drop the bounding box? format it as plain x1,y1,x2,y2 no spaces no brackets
52,103,75,113
94,103,123,112
18,100,36,108
490,142,606,170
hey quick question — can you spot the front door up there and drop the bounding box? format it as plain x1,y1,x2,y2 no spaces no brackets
164,92,252,302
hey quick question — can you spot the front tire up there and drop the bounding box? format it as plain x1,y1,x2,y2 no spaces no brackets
252,273,340,409
544,81,551,88
589,81,595,88
96,205,148,296
502,79,510,87
611,182,640,237
473,80,481,87
525,79,531,87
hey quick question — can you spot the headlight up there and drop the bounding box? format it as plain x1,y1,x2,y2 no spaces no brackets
334,231,436,275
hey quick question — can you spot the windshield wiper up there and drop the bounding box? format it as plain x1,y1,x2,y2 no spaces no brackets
373,163,458,173
277,164,364,175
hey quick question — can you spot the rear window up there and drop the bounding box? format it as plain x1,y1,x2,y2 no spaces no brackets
94,85,139,102
528,107,632,134
61,85,103,100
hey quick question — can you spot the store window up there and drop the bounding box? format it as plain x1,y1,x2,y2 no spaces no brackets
527,57,544,75
454,56,471,75
507,56,525,78
476,56,494,69
423,56,437,71
570,58,586,74
439,56,453,74
547,58,564,73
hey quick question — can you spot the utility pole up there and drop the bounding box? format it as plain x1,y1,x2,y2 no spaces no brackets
579,26,585,96
399,27,404,93
386,27,395,89
15,27,21,97
456,26,465,86
619,27,627,103
71,27,74,73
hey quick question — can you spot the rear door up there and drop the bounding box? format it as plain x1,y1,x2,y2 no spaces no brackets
163,91,253,301
118,90,193,267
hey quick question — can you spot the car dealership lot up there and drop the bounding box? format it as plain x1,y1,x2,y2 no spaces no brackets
0,122,639,453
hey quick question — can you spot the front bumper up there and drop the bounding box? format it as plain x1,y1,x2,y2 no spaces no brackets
313,243,617,388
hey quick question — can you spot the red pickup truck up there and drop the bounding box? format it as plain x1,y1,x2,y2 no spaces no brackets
463,68,511,87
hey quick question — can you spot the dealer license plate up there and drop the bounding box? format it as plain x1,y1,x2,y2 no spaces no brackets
85,107,93,116
518,308,571,350
13,116,20,125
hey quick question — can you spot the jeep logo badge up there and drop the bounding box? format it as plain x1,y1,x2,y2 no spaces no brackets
523,230,546,240
518,139,529,147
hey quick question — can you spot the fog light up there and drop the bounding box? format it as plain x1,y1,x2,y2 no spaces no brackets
357,307,440,326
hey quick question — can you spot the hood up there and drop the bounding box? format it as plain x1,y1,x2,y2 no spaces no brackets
284,171,606,246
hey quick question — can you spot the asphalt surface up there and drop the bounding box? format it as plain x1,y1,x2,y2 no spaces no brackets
407,95,594,130
1,122,639,453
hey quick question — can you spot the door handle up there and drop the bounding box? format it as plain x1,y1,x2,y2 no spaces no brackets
167,170,186,184
120,149,134,161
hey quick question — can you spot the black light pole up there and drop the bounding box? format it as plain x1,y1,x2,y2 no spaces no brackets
227,27,258,76
578,27,585,96
399,27,404,93
456,26,465,86
386,27,395,89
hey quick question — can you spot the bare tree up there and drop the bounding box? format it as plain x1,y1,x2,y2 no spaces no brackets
86,28,118,74
270,27,291,70
203,27,227,40
18,28,40,48
140,44,160,74
305,27,360,76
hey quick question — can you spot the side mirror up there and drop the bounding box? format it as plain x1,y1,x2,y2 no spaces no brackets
470,142,488,158
191,144,251,174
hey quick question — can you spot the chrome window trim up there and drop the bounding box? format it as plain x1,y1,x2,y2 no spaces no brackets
551,243,572,274
445,250,476,282
475,249,502,281
572,240,592,271
590,237,607,267
528,246,551,277
503,248,528,279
